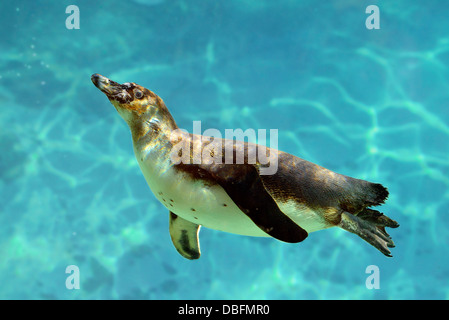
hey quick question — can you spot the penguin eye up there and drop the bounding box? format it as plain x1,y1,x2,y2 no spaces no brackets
134,90,143,99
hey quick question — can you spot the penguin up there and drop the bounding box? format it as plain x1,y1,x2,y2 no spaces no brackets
91,73,399,260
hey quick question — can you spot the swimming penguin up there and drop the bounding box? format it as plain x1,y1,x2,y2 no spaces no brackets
91,74,399,260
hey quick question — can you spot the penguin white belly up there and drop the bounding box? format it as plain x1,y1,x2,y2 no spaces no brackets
136,156,268,237
275,200,334,233
137,156,331,236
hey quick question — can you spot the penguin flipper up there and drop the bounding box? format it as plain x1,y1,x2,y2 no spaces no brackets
203,163,308,243
169,211,201,260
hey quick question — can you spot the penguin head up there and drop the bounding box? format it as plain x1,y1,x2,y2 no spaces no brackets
91,73,176,130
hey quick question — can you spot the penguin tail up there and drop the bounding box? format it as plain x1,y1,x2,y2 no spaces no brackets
365,182,389,207
340,180,389,214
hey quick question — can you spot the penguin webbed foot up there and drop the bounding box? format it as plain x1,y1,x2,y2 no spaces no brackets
339,210,399,257
356,208,399,229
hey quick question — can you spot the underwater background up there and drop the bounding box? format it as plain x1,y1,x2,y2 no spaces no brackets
0,0,448,300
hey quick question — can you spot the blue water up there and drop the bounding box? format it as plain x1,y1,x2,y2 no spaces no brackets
0,0,448,300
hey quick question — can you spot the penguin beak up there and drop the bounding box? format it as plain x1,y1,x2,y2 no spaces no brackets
91,74,119,94
91,73,131,103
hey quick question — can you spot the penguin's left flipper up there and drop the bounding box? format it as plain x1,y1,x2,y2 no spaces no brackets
203,163,308,243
